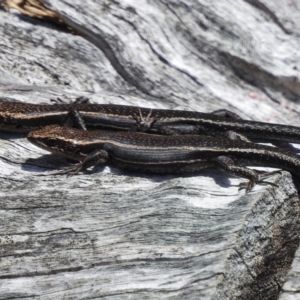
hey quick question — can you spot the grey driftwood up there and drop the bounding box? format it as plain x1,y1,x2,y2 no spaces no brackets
0,1,300,299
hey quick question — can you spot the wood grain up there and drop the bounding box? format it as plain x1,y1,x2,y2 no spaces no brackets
0,0,300,299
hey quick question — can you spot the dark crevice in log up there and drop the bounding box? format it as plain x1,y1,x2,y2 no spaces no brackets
43,10,164,99
220,51,300,107
112,13,204,89
0,266,85,279
243,0,292,35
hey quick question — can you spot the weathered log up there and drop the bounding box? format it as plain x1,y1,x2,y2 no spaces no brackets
0,1,300,299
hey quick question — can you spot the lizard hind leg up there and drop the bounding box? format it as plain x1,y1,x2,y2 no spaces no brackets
213,155,260,192
213,156,280,192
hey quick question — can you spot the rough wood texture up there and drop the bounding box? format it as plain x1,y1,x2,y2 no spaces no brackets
0,1,300,299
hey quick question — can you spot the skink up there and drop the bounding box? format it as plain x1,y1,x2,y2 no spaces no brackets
27,125,300,191
2,97,300,145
